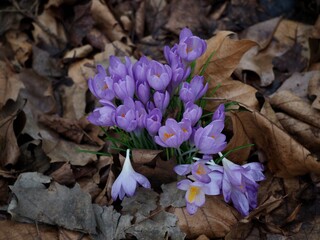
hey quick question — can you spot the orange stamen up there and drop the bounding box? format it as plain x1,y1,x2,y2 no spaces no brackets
163,132,174,141
196,164,206,175
187,186,200,203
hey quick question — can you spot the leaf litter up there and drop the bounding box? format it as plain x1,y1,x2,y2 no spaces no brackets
0,0,320,239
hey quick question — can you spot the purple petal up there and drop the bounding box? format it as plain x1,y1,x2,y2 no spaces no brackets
174,164,191,175
186,202,198,215
177,179,192,191
133,172,151,188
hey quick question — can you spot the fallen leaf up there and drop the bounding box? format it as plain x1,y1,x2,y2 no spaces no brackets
0,99,25,167
86,28,110,50
260,100,283,129
160,182,185,208
92,204,133,240
91,0,132,45
165,0,209,35
121,188,158,221
50,162,75,185
126,211,186,240
131,149,163,164
308,72,320,110
195,31,257,83
174,196,240,239
276,71,319,99
231,108,320,177
5,30,32,65
63,45,93,60
42,137,98,166
0,60,24,108
270,90,320,129
8,172,96,234
0,220,58,240
0,179,9,205
276,112,320,152
32,46,63,78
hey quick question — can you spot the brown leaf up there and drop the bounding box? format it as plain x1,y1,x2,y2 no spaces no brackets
231,108,320,177
0,61,24,108
276,112,320,152
135,0,146,39
260,100,283,129
308,72,320,110
91,0,132,45
0,178,9,205
0,220,58,240
270,90,320,129
165,0,209,35
174,196,240,239
63,45,93,61
42,137,98,166
5,30,32,65
132,149,163,164
85,28,110,50
50,162,75,185
0,99,25,167
195,31,257,83
38,114,85,144
276,71,319,99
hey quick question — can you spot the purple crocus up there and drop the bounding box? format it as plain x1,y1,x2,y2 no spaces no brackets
177,28,207,62
135,101,147,131
146,60,172,91
179,119,192,142
133,56,149,83
154,118,184,148
177,179,209,215
108,56,133,81
174,160,212,184
221,154,265,216
88,65,115,101
145,108,162,136
164,45,191,89
179,75,208,103
136,80,150,105
115,97,137,132
153,91,170,113
87,100,115,126
113,75,135,101
183,102,202,126
212,104,225,121
112,149,151,200
194,120,227,154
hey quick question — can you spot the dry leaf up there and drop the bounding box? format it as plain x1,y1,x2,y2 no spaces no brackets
174,196,240,239
160,182,185,208
231,108,320,177
270,90,320,129
276,112,320,152
260,100,283,129
9,172,96,234
42,138,98,166
5,30,32,65
195,31,257,83
131,149,163,164
86,28,110,50
0,220,58,240
63,45,93,60
0,60,24,108
91,0,131,45
0,99,25,167
38,114,85,144
50,162,75,185
308,72,320,110
276,71,320,99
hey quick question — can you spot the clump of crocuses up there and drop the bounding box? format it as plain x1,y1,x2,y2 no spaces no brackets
87,27,265,216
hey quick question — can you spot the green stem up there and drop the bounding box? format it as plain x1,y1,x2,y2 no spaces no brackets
215,143,255,164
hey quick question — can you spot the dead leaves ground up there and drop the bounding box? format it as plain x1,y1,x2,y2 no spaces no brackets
0,0,320,239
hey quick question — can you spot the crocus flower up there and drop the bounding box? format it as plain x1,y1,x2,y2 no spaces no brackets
113,75,135,101
111,149,151,200
115,97,137,132
133,56,149,83
179,75,208,103
135,101,147,131
87,100,115,126
146,60,172,91
177,179,209,215
221,153,265,216
194,120,227,154
174,160,212,184
154,118,184,148
145,108,162,136
164,45,190,89
177,28,207,62
179,119,192,142
154,91,170,114
183,102,202,126
88,65,115,101
108,56,133,81
212,104,225,121
136,80,150,105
